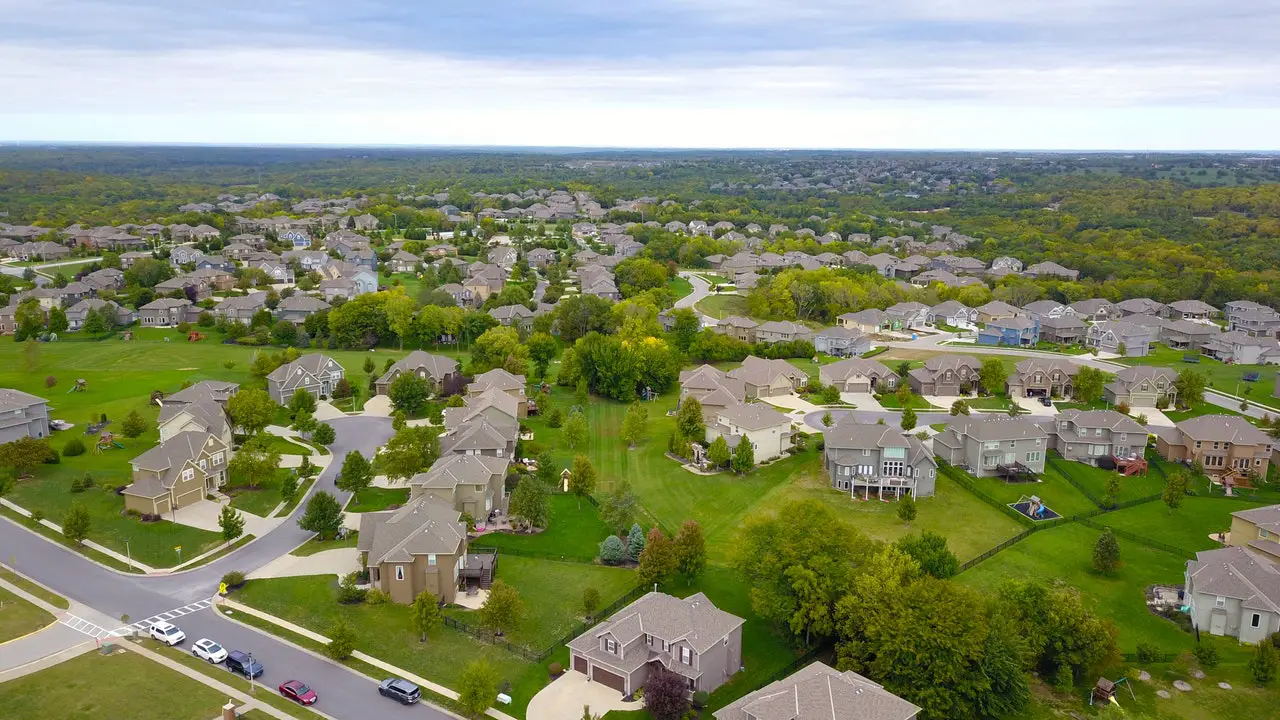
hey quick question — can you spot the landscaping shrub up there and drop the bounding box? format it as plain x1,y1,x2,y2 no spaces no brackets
365,588,388,605
692,691,709,709
70,477,85,493
29,510,44,525
140,513,161,522
548,662,563,677
600,535,626,564
337,571,368,604
80,473,93,488
45,375,57,388
62,437,86,456
1135,643,1164,664
221,570,246,589
1193,644,1220,669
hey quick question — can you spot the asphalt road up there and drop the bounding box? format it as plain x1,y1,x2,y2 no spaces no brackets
0,416,454,720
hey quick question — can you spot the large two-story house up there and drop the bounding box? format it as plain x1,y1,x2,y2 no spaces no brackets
678,365,747,423
466,369,527,417
906,355,981,397
157,380,237,446
122,431,230,515
1085,320,1155,357
375,351,461,397
1104,366,1178,408
824,422,937,499
933,416,1049,476
358,495,470,605
1005,358,1079,399
408,454,509,520
1184,546,1280,644
705,403,794,464
1228,504,1280,564
568,591,745,696
0,388,50,443
1046,409,1146,466
727,356,807,399
819,357,898,393
811,326,872,357
1155,415,1273,480
266,354,345,404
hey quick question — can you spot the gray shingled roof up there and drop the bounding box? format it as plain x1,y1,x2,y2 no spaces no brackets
358,496,466,565
410,454,509,491
715,661,920,720
714,402,791,432
1187,546,1280,614
568,591,743,657
1173,415,1271,445
468,368,526,394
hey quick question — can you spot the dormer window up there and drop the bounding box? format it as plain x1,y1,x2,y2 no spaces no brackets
606,638,618,654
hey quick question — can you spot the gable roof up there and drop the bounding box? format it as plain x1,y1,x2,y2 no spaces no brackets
1187,546,1280,614
468,368,526,394
715,402,792,432
358,496,466,565
1173,415,1271,445
410,454,510,491
378,350,459,385
715,661,920,720
568,591,743,656
728,356,807,387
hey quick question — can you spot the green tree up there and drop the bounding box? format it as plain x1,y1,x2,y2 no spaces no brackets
337,450,373,497
0,437,55,477
526,332,558,380
998,578,1118,685
627,523,646,561
599,479,636,535
563,409,588,449
411,590,442,643
384,288,416,349
13,299,45,341
731,436,754,474
675,397,704,440
1092,528,1121,574
226,435,281,490
288,388,317,417
581,587,602,618
668,307,701,353
600,535,627,564
673,520,707,580
298,491,345,540
47,306,69,334
376,425,441,482
120,410,148,439
479,579,525,636
226,388,278,436
621,401,648,448
950,399,970,416
387,372,430,416
472,326,528,374
509,476,550,530
895,531,958,579
638,527,677,587
1174,370,1207,407
311,422,336,445
325,619,356,660
821,410,834,427
1250,641,1278,686
1103,472,1123,507
219,505,245,542
81,307,110,336
900,407,917,431
575,377,590,409
363,356,375,375
1163,467,1190,512
1073,366,1106,403
457,660,500,718
534,449,558,486
569,455,597,508
707,435,731,468
978,357,1007,396
896,493,917,524
62,503,91,545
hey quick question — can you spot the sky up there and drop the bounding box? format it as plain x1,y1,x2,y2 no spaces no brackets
1,0,1278,150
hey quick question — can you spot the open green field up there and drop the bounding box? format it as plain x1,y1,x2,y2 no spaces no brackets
227,467,295,517
445,556,638,648
290,531,359,557
472,493,612,558
0,568,69,609
694,293,749,320
0,648,246,720
0,585,55,643
380,271,425,300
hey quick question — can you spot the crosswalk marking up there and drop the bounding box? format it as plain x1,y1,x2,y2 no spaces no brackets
114,598,214,636
59,614,113,639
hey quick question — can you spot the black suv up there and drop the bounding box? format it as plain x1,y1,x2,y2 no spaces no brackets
225,650,264,679
378,678,421,705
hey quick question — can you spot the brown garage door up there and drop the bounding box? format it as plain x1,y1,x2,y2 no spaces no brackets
573,656,588,674
592,666,626,692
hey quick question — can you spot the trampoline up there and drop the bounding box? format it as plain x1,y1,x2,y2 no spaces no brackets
1011,495,1060,521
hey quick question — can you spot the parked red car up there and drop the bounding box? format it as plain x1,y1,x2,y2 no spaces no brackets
278,680,318,706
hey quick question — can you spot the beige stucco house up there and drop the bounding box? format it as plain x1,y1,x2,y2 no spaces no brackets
358,496,471,605
123,431,229,515
706,403,794,463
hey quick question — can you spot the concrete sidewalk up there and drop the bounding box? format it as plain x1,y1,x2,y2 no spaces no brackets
124,641,310,720
0,497,156,573
218,598,518,720
0,572,101,682
248,548,360,580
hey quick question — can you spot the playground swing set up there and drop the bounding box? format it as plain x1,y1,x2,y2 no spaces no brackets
93,432,126,454
1011,494,1061,521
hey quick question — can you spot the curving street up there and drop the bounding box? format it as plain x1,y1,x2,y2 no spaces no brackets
0,415,456,720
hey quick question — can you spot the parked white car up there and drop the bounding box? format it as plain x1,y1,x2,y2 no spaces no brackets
191,638,228,663
149,621,186,646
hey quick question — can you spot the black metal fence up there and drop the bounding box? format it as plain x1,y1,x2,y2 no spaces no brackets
1077,518,1196,559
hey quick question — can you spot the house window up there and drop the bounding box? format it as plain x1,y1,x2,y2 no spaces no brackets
644,633,652,646
1025,451,1042,463
213,452,224,465
1007,441,1016,449
882,460,904,477
1252,613,1262,628
428,554,437,566
862,449,870,456
680,646,693,665
496,448,504,457
395,566,404,581
985,441,1000,451
606,639,618,654
1215,596,1226,608
181,468,195,482
1262,529,1270,539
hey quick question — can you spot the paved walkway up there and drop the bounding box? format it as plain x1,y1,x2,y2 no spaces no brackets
124,641,309,720
0,497,156,573
313,401,347,422
842,392,883,411
362,395,393,417
218,598,518,720
527,671,636,720
248,548,360,580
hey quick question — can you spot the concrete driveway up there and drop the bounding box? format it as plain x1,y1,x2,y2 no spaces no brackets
247,547,360,580
313,400,347,421
362,394,393,417
527,671,637,720
842,393,883,411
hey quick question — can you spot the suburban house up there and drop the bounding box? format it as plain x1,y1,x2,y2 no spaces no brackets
1104,366,1178,408
489,304,534,331
812,326,871,357
837,309,888,334
1226,302,1280,338
714,662,920,720
679,365,747,423
1005,358,1079,399
1163,299,1219,321
65,299,135,330
122,431,230,515
1070,299,1118,322
755,321,811,345
929,300,978,329
716,316,759,343
169,245,205,267
0,388,50,443
138,298,194,328
440,395,519,459
266,354,345,404
976,300,1023,324
526,248,557,267
408,454,509,519
1201,331,1280,365
375,351,461,396
1228,504,1280,563
824,422,937,499
282,250,330,272
357,495,470,605
1023,261,1080,281
933,416,1049,477
819,357,898,393
388,250,422,274
466,369,527,417
1038,315,1087,345
1159,319,1220,351
1021,300,1071,321
275,294,330,324
706,403,795,464
1184,546,1280,644
885,302,931,329
727,356,807,398
1046,409,1146,466
214,292,267,323
906,355,982,396
1114,298,1166,317
1155,415,1272,480
567,591,744,696
157,381,237,446
978,316,1039,346
1085,320,1155,357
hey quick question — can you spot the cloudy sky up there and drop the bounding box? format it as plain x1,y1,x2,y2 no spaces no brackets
1,0,1277,149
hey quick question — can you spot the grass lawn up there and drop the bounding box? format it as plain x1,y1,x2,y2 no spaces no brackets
1046,455,1164,505
290,532,359,557
873,393,941,410
959,523,1194,653
963,394,1013,410
380,271,425,300
445,556,639,648
234,576,539,711
666,274,693,300
275,476,314,517
472,494,611,558
959,464,1101,518
1094,496,1265,556
694,294,749,320
345,487,409,513
0,648,246,720
226,468,294,517
0,585,55,643
252,433,310,456
0,568,69,609
1122,346,1280,408
753,459,1026,562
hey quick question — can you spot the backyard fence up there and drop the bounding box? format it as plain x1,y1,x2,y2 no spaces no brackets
1076,518,1196,559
